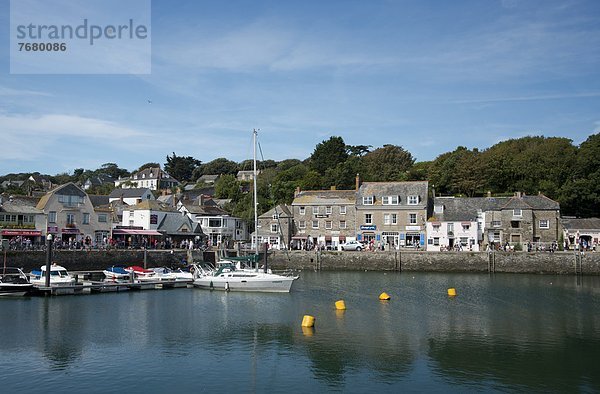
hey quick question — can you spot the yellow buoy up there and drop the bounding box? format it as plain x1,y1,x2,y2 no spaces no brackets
379,292,391,300
301,315,315,327
335,300,346,310
447,288,457,297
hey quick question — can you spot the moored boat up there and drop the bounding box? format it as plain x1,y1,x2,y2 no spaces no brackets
125,265,156,282
103,266,131,281
0,267,34,296
193,262,297,293
30,263,75,287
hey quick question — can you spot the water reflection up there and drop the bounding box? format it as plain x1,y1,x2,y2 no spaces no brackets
0,272,598,392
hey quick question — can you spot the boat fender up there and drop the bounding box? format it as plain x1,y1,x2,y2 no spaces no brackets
210,281,213,290
225,282,230,292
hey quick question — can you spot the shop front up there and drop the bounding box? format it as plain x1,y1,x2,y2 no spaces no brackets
0,229,43,249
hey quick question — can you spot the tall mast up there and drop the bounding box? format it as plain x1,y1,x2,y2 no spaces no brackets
253,129,259,256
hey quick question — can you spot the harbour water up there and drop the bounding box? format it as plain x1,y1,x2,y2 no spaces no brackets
1,271,599,393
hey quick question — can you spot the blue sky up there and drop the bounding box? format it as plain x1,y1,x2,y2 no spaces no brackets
1,0,599,175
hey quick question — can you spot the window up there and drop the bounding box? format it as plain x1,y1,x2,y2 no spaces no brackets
0,215,4,222
365,214,373,225
208,218,222,227
271,224,278,233
511,221,520,229
66,213,75,225
48,211,57,223
492,220,501,227
513,209,522,217
409,213,417,225
433,237,440,246
312,206,319,215
312,220,319,229
326,206,332,215
432,224,440,231
299,206,305,215
493,231,501,242
382,196,399,205
408,195,419,205
272,213,279,219
325,221,332,229
362,196,374,205
298,220,306,229
462,224,470,231
340,220,346,229
434,204,444,214
384,213,397,225
460,237,469,246
83,213,90,224
539,219,549,229
98,214,107,223
340,206,346,215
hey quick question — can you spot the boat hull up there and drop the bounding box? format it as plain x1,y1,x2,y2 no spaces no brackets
0,283,34,296
193,275,296,293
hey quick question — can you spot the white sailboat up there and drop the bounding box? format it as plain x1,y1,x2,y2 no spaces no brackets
193,129,298,292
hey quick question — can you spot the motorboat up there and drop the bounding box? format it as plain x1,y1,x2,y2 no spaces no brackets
193,262,297,293
0,267,34,296
125,265,156,281
30,263,75,287
103,266,131,281
153,267,194,282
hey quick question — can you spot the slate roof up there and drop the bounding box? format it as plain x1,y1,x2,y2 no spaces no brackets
109,188,153,199
131,200,178,212
259,204,293,219
0,195,42,214
430,197,480,222
561,217,600,231
357,181,428,207
88,195,110,207
292,190,356,205
182,202,228,216
85,174,115,187
197,174,220,183
157,214,203,236
36,183,86,210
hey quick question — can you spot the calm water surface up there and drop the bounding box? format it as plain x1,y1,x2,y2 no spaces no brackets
1,271,599,393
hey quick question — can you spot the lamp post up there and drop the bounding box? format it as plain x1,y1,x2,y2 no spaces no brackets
45,233,53,287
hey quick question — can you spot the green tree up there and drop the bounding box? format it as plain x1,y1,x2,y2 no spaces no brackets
361,144,415,182
99,163,130,179
309,136,348,174
195,158,239,178
164,152,201,182
136,163,160,173
214,174,241,200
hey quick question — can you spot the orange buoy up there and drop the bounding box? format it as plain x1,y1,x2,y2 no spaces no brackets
301,315,315,327
447,288,457,297
335,300,346,310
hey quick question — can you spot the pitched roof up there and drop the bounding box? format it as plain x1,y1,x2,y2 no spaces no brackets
109,188,152,199
430,197,480,222
292,189,356,205
259,204,292,219
182,202,228,216
157,214,203,235
357,181,429,207
88,195,110,207
0,195,42,214
36,182,86,210
131,200,178,212
560,217,600,231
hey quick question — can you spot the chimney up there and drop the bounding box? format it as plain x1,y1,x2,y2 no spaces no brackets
487,191,492,197
330,186,336,191
199,194,205,206
355,173,361,191
294,186,301,197
515,191,522,198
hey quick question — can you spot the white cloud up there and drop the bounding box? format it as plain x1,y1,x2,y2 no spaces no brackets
0,86,51,97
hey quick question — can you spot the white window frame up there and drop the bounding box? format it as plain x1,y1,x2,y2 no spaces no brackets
365,214,373,225
326,206,332,215
312,206,319,215
382,196,399,205
408,195,419,205
299,206,305,215
539,219,549,229
363,196,374,205
298,220,306,229
339,220,347,229
513,209,522,217
325,220,332,230
340,206,347,215
312,220,319,229
82,213,90,224
271,224,278,233
409,213,417,225
48,211,57,223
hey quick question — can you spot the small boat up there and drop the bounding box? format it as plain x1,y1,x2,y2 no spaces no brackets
103,266,131,281
193,262,297,293
125,265,156,281
0,267,34,296
153,267,193,282
30,263,75,287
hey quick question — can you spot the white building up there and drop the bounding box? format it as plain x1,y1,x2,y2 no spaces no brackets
426,197,482,251
115,167,179,191
179,200,248,246
108,188,155,206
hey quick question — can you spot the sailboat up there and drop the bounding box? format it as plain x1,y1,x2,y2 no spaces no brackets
193,129,298,292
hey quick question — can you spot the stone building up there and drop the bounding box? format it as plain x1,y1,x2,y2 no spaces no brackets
356,181,429,249
427,196,483,251
560,217,600,250
291,188,357,250
252,204,293,250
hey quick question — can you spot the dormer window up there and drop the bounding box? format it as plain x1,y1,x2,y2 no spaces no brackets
272,213,279,220
513,209,522,217
408,195,419,205
382,196,399,205
363,196,374,205
142,174,146,178
434,204,444,214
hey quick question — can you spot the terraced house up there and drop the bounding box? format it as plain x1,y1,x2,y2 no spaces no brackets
356,180,429,249
291,187,357,250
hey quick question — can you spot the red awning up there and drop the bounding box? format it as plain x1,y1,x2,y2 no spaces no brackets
112,229,162,236
1,229,42,236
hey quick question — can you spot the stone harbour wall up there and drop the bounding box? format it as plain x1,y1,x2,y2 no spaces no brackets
3,249,599,275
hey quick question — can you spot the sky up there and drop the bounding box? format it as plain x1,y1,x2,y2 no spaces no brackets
1,0,599,176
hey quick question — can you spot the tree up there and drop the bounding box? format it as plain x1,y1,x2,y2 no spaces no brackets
361,145,415,182
346,144,371,157
136,162,160,173
164,152,201,182
214,174,241,200
195,158,239,178
309,136,349,174
99,163,130,179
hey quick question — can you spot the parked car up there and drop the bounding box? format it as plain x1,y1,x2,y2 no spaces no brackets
340,240,363,251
